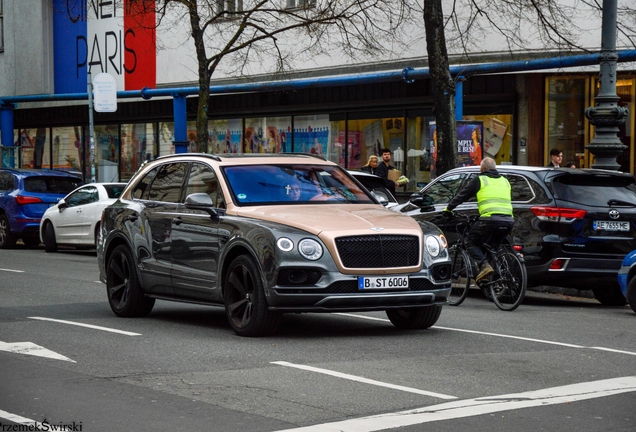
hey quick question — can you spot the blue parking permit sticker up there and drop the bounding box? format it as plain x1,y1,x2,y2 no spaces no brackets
238,194,247,199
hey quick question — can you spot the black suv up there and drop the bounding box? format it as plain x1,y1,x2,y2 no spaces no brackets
394,165,636,305
98,154,451,336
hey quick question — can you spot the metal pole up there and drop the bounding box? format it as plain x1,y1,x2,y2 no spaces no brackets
584,0,628,170
87,72,96,182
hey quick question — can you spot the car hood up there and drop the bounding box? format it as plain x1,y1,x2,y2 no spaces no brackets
231,204,421,237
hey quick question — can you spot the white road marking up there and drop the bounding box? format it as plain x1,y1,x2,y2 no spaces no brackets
275,376,636,432
0,341,75,362
271,361,457,400
0,268,25,273
28,317,141,336
0,409,37,424
590,346,636,356
335,313,636,355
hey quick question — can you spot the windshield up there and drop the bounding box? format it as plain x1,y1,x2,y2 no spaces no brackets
223,164,375,205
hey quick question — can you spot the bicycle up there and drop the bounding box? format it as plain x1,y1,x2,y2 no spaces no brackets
447,211,527,311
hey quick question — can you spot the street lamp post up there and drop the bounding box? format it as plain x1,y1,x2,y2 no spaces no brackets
584,0,629,170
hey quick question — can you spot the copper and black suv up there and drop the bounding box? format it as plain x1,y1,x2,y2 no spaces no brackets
97,153,451,336
395,165,636,306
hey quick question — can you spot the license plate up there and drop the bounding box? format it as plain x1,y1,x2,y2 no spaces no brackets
593,220,630,231
358,276,409,290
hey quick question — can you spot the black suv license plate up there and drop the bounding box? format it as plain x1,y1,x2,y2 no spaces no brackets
593,220,630,231
358,276,409,290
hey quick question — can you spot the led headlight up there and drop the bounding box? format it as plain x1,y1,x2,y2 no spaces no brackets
298,239,323,260
277,237,294,252
425,235,441,257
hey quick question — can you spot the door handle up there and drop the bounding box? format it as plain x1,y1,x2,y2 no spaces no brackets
172,217,183,226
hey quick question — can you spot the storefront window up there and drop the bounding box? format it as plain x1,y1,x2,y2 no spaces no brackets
15,128,50,169
464,115,513,164
546,76,588,167
292,115,329,159
51,126,82,174
158,122,175,156
405,116,431,190
94,125,120,182
244,116,291,154
344,116,404,171
120,123,156,180
209,118,242,154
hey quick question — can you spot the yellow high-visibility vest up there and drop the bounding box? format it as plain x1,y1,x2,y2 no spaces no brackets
476,176,513,217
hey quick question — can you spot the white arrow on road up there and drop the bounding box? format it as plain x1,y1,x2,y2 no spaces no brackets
0,341,75,362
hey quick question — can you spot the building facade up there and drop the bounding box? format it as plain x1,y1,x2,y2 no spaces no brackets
1,1,635,192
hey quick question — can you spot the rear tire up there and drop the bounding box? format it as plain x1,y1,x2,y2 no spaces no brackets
593,283,628,306
44,222,58,253
386,305,442,330
448,245,471,306
224,255,282,337
490,249,526,311
627,278,636,314
106,244,155,317
0,213,17,249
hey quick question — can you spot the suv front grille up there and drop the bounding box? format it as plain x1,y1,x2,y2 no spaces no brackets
335,235,419,268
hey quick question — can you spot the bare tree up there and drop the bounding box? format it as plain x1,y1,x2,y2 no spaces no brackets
422,0,636,175
125,0,418,152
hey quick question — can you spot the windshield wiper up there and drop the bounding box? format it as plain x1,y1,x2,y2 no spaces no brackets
608,199,636,207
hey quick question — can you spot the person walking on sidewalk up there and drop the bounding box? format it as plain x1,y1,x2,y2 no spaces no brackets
442,157,515,282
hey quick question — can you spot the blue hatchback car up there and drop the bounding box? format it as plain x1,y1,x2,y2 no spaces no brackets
0,169,83,248
617,251,636,314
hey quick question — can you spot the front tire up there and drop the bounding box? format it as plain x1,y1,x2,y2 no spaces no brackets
224,255,281,337
106,244,155,317
386,305,442,330
0,214,17,249
44,222,58,253
448,246,471,306
593,283,628,306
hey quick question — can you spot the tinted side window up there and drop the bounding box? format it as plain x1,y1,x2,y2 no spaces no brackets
24,176,82,193
104,184,125,199
186,163,221,206
505,174,535,202
552,175,636,206
0,172,14,191
67,187,98,207
424,174,467,204
132,168,159,199
147,163,188,203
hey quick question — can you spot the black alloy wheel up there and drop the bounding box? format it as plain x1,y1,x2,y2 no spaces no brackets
106,245,155,317
224,255,281,337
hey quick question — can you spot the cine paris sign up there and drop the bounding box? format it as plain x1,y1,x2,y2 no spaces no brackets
93,73,117,113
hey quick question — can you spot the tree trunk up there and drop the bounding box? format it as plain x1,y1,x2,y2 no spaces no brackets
188,5,211,153
424,0,457,177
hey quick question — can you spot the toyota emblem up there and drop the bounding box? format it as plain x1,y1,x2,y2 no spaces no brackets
609,209,620,219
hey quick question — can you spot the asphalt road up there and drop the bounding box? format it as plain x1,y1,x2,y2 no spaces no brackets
0,245,634,432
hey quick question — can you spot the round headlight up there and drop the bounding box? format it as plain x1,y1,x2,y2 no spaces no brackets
425,235,441,257
298,239,323,260
277,237,294,252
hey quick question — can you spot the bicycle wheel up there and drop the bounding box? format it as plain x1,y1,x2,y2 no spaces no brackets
448,245,472,306
489,248,527,311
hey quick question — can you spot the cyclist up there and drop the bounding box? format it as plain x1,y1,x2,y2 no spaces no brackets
442,157,515,283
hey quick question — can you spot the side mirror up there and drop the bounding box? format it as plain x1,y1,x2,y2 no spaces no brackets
371,191,389,206
185,193,217,217
58,198,67,210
